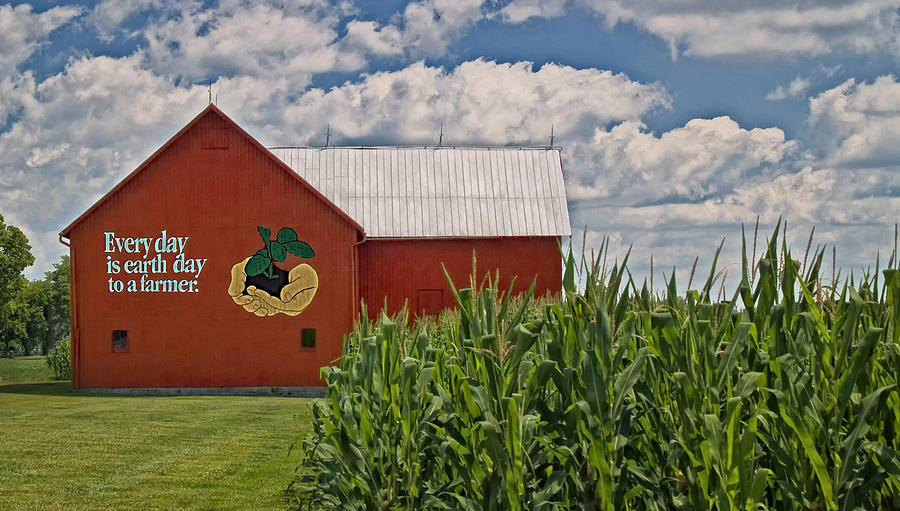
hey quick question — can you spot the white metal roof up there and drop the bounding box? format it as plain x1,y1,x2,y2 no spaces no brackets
269,146,571,238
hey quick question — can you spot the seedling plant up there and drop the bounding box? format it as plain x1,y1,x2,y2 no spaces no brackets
246,226,314,279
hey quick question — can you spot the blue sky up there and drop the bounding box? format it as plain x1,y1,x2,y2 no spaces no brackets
3,0,900,289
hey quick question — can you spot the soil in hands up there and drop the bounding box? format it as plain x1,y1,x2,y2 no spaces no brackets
245,264,289,296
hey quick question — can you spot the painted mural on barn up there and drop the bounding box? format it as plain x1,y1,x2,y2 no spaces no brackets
228,226,318,317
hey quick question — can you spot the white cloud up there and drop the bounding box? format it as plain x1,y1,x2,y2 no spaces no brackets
767,76,812,100
567,116,796,203
808,75,900,168
559,74,900,287
601,166,891,231
100,0,492,85
270,59,670,146
567,71,900,287
398,0,487,57
340,0,488,59
342,20,405,56
0,72,38,128
91,0,163,40
496,0,568,24
142,0,365,85
820,65,842,78
576,0,900,59
26,143,70,168
570,164,900,292
728,166,900,226
207,74,294,128
0,4,83,75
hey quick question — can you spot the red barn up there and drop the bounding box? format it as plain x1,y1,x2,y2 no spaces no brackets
60,105,570,391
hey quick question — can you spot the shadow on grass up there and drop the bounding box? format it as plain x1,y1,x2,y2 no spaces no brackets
0,382,172,398
0,382,75,396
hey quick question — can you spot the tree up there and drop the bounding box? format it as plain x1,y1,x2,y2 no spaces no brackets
43,255,70,352
0,277,25,356
21,279,50,354
0,277,47,356
0,214,33,303
0,214,34,356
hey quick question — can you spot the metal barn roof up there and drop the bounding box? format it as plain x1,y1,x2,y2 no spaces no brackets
269,146,571,238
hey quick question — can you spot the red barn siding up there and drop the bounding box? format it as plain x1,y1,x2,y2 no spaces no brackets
67,110,359,389
359,237,562,318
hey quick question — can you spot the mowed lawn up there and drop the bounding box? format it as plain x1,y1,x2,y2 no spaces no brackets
0,357,312,510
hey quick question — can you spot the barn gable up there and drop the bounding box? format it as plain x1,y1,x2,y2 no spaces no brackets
61,105,363,239
269,146,571,238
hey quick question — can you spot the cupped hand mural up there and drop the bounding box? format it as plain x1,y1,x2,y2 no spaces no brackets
227,226,318,317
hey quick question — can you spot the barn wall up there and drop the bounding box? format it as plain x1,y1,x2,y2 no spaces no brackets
358,237,562,318
68,111,359,389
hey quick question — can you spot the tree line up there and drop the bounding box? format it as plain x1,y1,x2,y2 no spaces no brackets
0,214,70,357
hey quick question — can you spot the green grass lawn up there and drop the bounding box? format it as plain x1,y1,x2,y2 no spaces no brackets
0,357,312,510
0,355,56,384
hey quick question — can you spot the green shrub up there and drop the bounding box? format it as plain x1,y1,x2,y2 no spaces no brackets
293,224,900,510
0,340,22,358
46,336,71,380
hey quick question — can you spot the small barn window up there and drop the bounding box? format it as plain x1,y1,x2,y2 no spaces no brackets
112,330,129,353
301,328,316,349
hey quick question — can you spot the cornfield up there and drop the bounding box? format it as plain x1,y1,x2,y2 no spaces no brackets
291,224,900,510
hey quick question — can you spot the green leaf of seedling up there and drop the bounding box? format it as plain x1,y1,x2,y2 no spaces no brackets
277,227,298,243
284,240,314,258
257,226,271,243
246,254,269,276
270,241,287,262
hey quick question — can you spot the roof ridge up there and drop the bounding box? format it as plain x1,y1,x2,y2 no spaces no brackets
268,145,562,150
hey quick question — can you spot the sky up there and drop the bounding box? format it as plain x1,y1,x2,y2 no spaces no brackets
2,0,900,291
